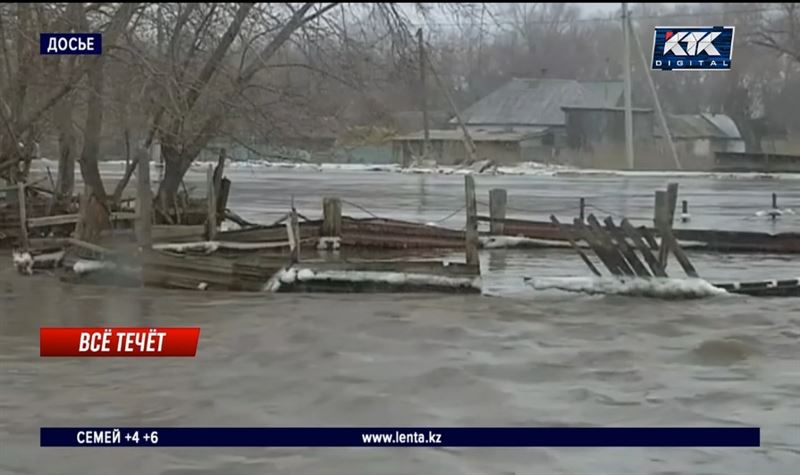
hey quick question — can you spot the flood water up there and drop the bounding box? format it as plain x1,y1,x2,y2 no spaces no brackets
1,166,799,474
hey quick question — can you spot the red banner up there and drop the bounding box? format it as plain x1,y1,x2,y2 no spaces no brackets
40,327,201,357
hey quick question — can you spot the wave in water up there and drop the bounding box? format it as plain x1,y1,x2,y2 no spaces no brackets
524,276,729,299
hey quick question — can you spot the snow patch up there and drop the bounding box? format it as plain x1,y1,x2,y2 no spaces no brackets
317,237,341,251
73,260,115,275
480,235,573,249
264,267,480,292
290,268,480,288
154,242,220,254
12,251,33,275
525,276,728,299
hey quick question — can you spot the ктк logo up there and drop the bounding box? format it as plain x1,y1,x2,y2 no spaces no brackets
651,26,734,71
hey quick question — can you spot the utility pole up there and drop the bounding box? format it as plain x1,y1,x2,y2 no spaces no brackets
622,3,634,170
417,28,430,160
628,15,682,170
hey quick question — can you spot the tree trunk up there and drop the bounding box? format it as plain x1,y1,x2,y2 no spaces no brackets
55,99,76,201
157,153,185,210
78,60,108,200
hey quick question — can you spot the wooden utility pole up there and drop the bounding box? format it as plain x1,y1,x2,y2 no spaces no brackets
628,15,683,170
425,45,478,163
622,3,635,170
417,28,430,160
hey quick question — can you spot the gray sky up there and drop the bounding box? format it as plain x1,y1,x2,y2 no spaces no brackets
576,3,621,16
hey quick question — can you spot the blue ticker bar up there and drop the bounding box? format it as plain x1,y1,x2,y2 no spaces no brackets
41,427,760,447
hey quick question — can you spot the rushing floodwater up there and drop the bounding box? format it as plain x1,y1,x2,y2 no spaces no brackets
1,166,799,474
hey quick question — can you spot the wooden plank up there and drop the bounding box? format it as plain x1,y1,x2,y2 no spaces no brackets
135,147,152,248
217,177,231,217
619,218,667,277
152,224,205,241
464,175,479,266
27,211,137,229
573,218,622,276
551,214,601,276
586,214,635,276
489,188,507,235
663,228,700,278
654,190,669,267
639,225,659,250
322,197,342,236
17,182,29,250
603,216,651,277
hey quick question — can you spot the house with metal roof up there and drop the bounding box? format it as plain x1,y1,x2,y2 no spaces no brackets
655,113,745,156
394,78,625,166
453,78,625,131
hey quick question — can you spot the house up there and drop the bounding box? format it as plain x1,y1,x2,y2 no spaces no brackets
563,106,655,152
391,129,549,166
655,113,745,156
560,107,745,169
453,78,625,140
394,78,625,166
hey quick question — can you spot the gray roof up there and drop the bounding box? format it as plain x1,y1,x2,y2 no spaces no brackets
454,78,624,127
701,113,742,139
656,114,741,139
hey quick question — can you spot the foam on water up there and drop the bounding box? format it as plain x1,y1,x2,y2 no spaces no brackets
525,276,729,299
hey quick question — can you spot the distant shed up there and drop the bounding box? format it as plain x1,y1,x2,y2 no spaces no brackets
656,113,745,156
391,128,549,166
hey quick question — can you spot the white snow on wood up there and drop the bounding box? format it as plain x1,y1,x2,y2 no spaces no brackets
755,208,795,217
73,260,115,275
478,234,706,250
264,267,480,292
480,235,574,249
317,237,341,250
153,240,292,253
525,276,728,299
12,251,33,275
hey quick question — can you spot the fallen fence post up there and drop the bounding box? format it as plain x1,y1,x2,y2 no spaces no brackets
620,219,667,277
135,147,152,248
587,214,635,276
603,216,651,277
206,165,217,241
667,232,700,277
489,188,507,235
551,215,601,276
322,197,342,237
640,225,659,251
17,181,29,251
464,175,479,267
573,218,622,276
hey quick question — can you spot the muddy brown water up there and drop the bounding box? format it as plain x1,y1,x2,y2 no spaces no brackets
1,166,799,474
